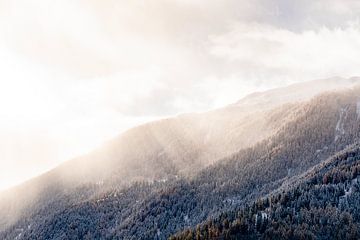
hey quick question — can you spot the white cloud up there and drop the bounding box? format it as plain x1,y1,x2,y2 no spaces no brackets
209,22,360,84
2,0,360,189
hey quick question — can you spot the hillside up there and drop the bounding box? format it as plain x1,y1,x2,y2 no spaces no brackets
171,143,360,239
2,77,357,232
1,81,360,239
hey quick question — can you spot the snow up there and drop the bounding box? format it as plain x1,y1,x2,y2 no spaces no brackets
184,215,189,223
357,100,360,119
15,228,24,240
255,212,269,226
157,151,165,157
96,180,104,186
224,197,242,205
344,187,352,197
316,146,329,154
335,107,347,141
15,233,22,240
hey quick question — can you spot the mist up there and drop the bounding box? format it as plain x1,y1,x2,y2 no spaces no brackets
2,1,360,190
2,1,360,239
1,77,360,233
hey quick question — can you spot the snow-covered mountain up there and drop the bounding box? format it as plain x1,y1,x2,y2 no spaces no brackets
1,77,360,239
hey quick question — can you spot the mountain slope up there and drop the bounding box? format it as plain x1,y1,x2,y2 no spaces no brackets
2,84,360,239
2,77,357,232
171,143,360,239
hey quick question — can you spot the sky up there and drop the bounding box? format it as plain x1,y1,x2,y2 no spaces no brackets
1,0,360,190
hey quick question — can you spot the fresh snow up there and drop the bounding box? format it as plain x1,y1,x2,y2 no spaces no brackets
96,180,104,186
287,168,292,176
184,215,189,223
335,107,347,141
255,212,268,226
14,228,23,240
157,151,165,157
357,100,360,119
344,187,352,197
15,232,22,240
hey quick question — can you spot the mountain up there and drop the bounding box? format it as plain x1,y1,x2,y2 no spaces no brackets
233,76,360,111
171,143,360,240
1,77,360,239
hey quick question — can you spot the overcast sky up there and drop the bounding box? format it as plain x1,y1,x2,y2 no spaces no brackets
1,0,360,190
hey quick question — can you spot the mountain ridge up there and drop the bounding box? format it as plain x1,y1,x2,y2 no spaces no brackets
1,77,360,239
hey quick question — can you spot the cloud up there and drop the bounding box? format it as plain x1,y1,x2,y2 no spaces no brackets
2,0,360,189
208,22,360,85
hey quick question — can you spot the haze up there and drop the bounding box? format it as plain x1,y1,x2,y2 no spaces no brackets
2,0,360,190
